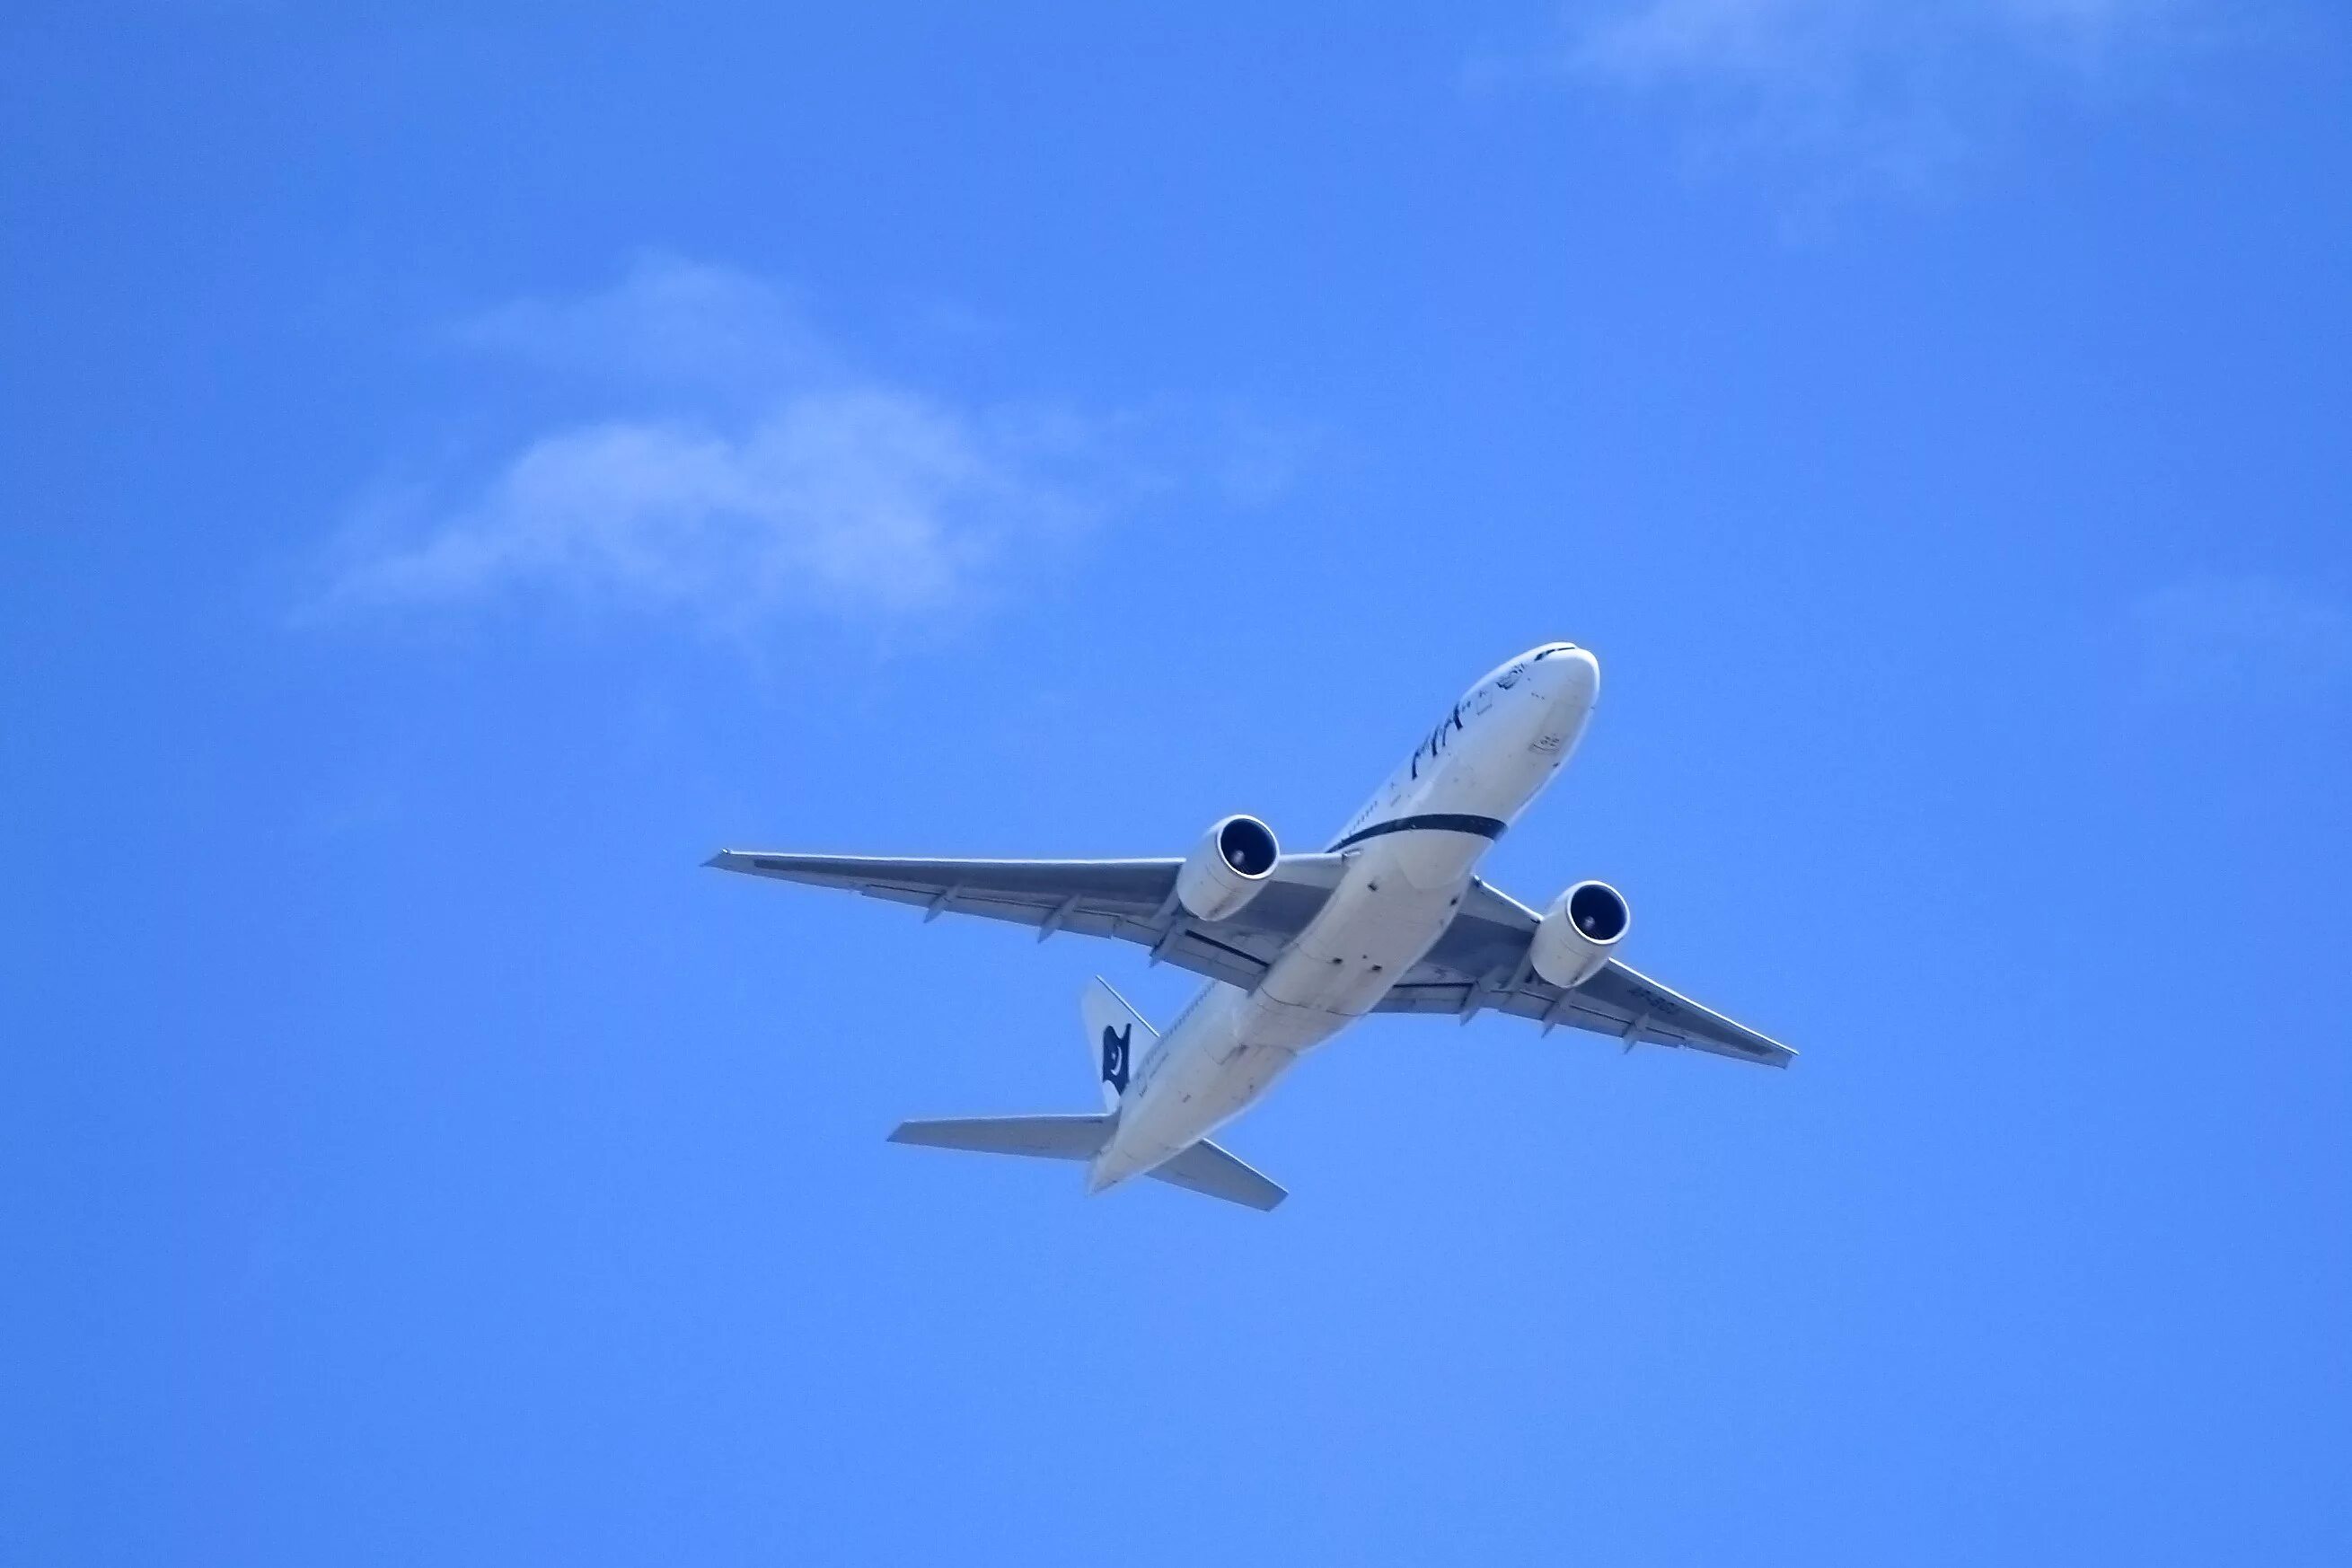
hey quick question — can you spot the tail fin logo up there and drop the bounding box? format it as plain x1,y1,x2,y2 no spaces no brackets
1100,1024,1132,1097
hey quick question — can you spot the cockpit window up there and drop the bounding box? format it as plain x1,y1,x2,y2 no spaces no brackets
1531,643,1577,662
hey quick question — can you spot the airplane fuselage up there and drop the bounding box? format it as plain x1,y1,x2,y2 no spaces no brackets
1088,644,1601,1191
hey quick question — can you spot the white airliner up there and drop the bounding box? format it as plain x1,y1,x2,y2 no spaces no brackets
709,643,1793,1211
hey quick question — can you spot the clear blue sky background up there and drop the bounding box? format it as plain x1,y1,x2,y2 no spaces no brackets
5,4,2349,1564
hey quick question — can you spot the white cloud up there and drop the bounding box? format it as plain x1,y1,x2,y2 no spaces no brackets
344,397,1088,621
1513,0,2213,198
452,254,835,397
2132,575,2352,702
320,259,1113,631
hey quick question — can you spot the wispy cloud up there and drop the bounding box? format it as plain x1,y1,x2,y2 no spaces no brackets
1490,0,2218,201
451,256,836,399
2132,575,2352,702
316,258,1171,634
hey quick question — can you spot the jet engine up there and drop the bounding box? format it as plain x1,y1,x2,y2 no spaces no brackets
1175,815,1280,922
1528,879,1631,990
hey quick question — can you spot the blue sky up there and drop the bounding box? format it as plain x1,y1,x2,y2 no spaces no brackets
4,3,2349,1563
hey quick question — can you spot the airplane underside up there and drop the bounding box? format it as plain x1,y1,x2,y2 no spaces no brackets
708,642,1796,1211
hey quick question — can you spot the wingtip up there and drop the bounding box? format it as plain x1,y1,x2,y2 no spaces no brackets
702,850,740,870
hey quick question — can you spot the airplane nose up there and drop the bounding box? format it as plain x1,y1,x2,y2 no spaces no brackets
1537,645,1600,706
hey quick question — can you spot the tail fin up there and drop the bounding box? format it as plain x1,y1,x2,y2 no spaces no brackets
1081,978,1157,1110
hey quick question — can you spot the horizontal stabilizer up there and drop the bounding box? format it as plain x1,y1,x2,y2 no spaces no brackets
1147,1140,1287,1211
888,1114,1115,1161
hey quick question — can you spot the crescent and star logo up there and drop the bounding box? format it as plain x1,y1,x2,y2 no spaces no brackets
1101,1023,1132,1096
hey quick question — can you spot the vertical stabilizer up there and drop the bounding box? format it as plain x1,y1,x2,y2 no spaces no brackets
1080,978,1158,1110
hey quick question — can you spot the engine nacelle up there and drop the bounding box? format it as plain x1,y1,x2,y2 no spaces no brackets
1175,815,1280,922
1528,880,1632,990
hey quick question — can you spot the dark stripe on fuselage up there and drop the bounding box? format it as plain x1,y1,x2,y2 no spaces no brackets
1326,814,1509,853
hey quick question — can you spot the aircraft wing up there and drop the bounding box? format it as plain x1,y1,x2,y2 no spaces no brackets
709,850,1792,1065
1373,879,1798,1068
704,849,1349,992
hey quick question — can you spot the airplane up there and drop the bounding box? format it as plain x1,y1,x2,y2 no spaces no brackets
707,642,1793,1211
